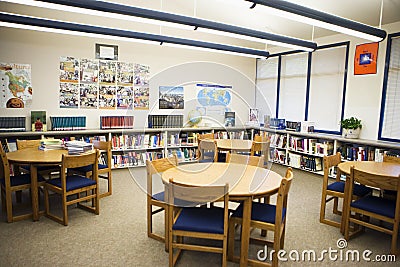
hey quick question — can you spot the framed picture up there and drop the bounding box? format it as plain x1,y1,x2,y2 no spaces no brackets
354,42,378,75
95,43,118,60
159,86,184,109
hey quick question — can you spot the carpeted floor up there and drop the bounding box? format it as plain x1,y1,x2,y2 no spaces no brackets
0,164,398,266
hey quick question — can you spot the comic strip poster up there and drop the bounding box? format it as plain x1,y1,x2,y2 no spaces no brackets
117,86,133,109
99,85,116,109
80,83,98,109
60,82,79,108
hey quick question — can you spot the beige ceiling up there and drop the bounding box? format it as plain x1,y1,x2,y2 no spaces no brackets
2,0,400,51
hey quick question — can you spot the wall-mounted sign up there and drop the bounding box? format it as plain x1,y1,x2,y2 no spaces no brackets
95,43,118,60
354,42,378,75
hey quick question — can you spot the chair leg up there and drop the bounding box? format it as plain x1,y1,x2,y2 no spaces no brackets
165,207,169,252
62,195,68,226
5,189,13,223
228,219,236,261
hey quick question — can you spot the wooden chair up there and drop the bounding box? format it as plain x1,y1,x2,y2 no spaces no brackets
0,141,45,222
70,140,112,198
228,167,294,266
44,150,100,226
146,155,178,250
198,139,218,162
251,135,271,167
382,155,400,200
226,152,264,167
319,152,371,228
343,166,400,255
167,179,229,267
16,139,60,178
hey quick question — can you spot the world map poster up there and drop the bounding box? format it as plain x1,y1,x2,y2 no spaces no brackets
0,63,33,108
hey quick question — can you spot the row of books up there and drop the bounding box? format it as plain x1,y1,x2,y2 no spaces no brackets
148,114,183,128
0,117,26,132
270,134,287,149
168,147,198,162
271,149,286,164
287,152,322,171
336,145,400,162
112,151,164,167
288,137,334,156
50,116,86,131
111,133,164,150
100,116,134,129
214,131,251,140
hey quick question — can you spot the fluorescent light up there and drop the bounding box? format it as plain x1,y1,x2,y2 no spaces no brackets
246,0,387,42
3,0,316,51
0,12,269,58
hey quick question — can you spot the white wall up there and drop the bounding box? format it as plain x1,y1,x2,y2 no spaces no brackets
0,27,256,130
268,21,400,141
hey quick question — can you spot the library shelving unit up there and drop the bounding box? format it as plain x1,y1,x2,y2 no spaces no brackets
1,126,399,175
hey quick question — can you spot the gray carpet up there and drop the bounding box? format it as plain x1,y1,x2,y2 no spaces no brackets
0,164,398,266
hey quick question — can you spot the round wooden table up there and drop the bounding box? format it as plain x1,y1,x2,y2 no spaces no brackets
162,162,282,266
7,148,68,221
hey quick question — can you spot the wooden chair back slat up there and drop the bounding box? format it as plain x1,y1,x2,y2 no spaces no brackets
226,152,264,167
16,139,41,150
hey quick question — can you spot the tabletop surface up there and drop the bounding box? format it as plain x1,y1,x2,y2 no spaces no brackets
162,162,282,197
215,139,253,150
6,147,68,164
338,161,400,177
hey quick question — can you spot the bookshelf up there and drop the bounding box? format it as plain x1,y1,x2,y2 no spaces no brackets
1,126,399,174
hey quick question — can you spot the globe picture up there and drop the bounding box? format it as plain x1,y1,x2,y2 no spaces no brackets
187,109,202,127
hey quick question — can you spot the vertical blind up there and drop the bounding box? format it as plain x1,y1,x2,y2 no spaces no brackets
381,35,400,141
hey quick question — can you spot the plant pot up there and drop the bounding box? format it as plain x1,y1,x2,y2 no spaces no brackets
342,128,360,139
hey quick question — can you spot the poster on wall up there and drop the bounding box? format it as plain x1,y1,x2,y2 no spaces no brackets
60,82,79,108
117,62,133,86
0,63,33,108
99,60,116,84
159,86,184,109
99,85,116,109
354,42,379,75
60,56,79,83
80,58,98,83
134,86,149,110
80,83,98,109
116,86,133,109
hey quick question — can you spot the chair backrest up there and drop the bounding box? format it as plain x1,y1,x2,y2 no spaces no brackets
383,154,400,164
323,152,341,184
253,134,268,142
16,139,41,150
92,140,112,167
275,167,294,227
198,139,217,162
226,152,264,167
0,141,11,184
146,155,178,197
250,139,270,164
167,179,229,208
60,150,100,190
350,166,400,192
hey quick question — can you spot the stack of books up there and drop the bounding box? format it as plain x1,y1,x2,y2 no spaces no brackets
65,140,93,155
39,138,65,151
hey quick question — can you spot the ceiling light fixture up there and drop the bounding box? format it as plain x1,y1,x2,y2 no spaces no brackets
2,0,317,52
245,0,387,42
0,12,270,58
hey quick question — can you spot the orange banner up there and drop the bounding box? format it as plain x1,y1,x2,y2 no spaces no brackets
354,42,379,75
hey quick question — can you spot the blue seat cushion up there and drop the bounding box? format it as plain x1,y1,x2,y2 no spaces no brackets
173,207,225,234
71,164,108,173
231,202,286,224
0,173,44,187
351,195,396,218
47,175,96,192
327,181,372,196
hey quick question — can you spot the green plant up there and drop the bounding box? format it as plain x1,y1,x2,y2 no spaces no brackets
341,117,362,129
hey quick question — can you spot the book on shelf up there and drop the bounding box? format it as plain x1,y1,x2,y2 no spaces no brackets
50,116,86,131
148,114,183,128
224,111,235,127
100,116,134,129
31,111,47,132
0,117,26,132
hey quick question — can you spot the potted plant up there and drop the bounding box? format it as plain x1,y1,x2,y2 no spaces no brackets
341,117,362,139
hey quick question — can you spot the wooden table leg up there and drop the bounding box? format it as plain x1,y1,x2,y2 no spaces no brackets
239,197,252,266
340,173,349,234
30,164,39,221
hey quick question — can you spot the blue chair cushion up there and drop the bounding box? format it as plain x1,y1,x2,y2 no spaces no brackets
0,173,44,187
172,207,225,234
71,164,108,173
327,181,372,196
231,202,286,224
47,175,96,192
351,195,396,218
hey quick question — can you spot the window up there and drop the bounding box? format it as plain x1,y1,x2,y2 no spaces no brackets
379,33,400,142
307,43,349,133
